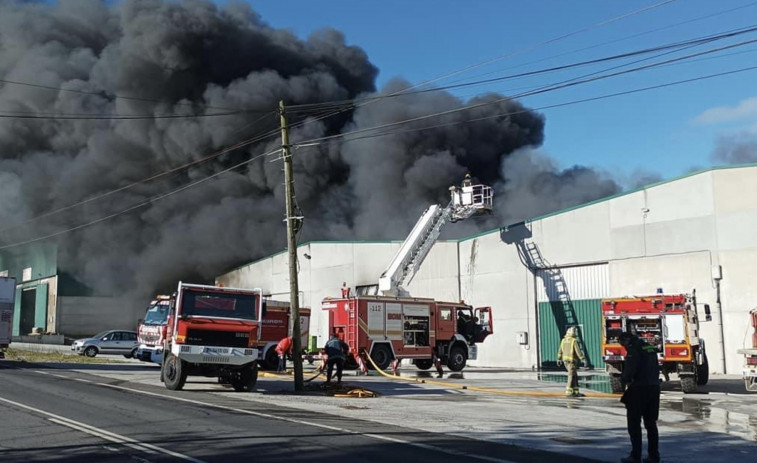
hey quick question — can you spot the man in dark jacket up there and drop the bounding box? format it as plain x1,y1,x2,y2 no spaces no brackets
619,331,661,463
324,331,350,384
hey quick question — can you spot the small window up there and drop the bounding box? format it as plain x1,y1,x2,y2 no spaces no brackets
0,270,8,277
22,267,32,282
440,308,452,321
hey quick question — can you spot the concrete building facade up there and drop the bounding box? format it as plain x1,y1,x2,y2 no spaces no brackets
217,165,757,374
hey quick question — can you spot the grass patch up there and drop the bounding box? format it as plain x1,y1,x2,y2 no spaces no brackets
4,348,129,364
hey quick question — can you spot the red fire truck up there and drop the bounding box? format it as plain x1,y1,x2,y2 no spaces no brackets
324,296,492,371
322,177,495,372
139,294,310,370
160,282,263,392
258,300,311,370
136,295,171,363
602,292,711,393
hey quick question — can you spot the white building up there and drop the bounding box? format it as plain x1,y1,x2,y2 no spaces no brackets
216,165,757,374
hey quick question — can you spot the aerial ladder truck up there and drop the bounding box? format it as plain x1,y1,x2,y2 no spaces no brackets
323,176,496,371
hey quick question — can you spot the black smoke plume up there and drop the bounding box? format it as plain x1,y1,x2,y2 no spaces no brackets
0,0,619,297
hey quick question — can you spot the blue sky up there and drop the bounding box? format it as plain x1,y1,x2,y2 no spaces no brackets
245,0,757,183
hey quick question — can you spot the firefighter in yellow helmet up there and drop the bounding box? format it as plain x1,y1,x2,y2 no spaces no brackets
557,326,586,397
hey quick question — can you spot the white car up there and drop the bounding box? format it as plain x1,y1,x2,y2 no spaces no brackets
71,330,139,358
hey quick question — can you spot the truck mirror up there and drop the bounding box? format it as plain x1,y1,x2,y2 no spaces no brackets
704,304,712,322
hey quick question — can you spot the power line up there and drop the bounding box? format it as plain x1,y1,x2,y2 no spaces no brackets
0,147,281,251
0,78,248,113
0,111,279,234
0,108,250,120
295,64,757,148
293,35,757,148
287,24,757,111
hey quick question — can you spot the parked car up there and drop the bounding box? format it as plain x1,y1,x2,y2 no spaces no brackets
71,330,139,358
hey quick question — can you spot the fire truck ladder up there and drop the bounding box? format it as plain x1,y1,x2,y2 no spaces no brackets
347,298,358,347
516,240,579,336
379,183,493,296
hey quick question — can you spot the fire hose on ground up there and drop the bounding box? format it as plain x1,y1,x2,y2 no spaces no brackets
360,349,620,399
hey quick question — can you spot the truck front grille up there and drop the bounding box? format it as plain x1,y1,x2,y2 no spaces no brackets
185,329,249,348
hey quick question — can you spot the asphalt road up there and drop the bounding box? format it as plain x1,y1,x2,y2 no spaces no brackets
0,361,602,463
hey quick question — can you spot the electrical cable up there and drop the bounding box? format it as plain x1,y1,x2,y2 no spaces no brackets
0,147,281,251
0,111,279,234
295,64,757,149
294,36,757,148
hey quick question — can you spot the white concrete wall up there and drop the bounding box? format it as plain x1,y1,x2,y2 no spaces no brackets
215,166,757,373
57,296,142,338
216,241,460,348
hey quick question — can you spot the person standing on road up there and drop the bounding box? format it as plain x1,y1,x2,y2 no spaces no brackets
324,330,350,384
556,326,585,397
618,331,661,463
275,336,293,373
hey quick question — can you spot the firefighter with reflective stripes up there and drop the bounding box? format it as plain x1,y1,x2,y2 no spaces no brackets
556,327,585,397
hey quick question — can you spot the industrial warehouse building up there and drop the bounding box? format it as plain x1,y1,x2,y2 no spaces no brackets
0,244,140,339
217,164,757,374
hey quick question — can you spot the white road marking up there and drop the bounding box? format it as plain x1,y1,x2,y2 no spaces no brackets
0,395,207,463
31,369,516,463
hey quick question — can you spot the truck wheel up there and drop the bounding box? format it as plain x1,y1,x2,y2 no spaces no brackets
696,353,709,385
609,374,624,393
263,347,279,370
681,375,697,393
415,359,433,370
83,346,98,358
163,353,187,391
230,364,258,392
370,345,392,370
447,345,467,372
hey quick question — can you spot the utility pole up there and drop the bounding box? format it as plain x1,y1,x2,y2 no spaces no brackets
279,100,304,391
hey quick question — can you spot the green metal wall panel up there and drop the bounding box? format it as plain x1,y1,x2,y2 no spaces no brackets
35,283,48,330
0,243,57,282
12,287,21,336
538,299,605,369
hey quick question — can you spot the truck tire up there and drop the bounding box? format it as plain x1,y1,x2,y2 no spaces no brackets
370,345,392,370
609,374,624,394
415,359,433,370
696,353,709,386
447,345,467,372
681,375,697,393
230,363,258,392
263,347,279,370
163,353,187,391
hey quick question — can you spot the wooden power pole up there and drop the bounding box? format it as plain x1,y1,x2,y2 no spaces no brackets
279,100,304,391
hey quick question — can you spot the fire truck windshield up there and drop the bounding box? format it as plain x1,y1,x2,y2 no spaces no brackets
180,290,258,321
143,304,169,325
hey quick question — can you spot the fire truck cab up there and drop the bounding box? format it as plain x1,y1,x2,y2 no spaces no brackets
324,296,492,371
602,292,711,393
160,282,263,392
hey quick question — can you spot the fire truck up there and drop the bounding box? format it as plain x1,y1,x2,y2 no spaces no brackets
138,294,310,370
160,282,263,392
258,300,311,370
602,292,711,393
737,308,757,392
0,277,16,359
323,177,495,371
136,295,171,363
